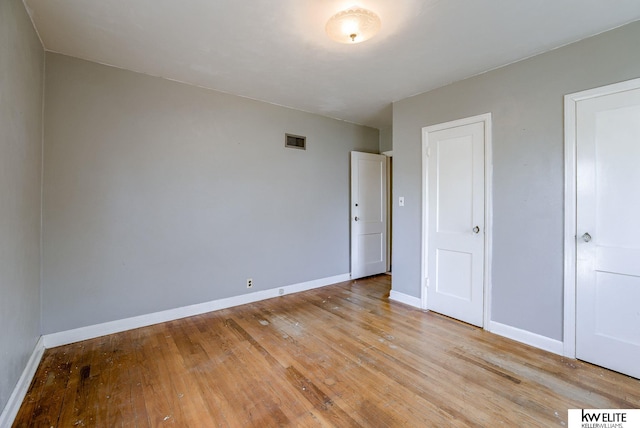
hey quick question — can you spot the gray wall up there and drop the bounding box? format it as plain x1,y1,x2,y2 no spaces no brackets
379,126,393,153
392,21,640,341
0,0,44,413
42,53,379,334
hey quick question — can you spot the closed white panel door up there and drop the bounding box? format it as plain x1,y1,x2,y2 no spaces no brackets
351,152,387,279
576,87,640,379
426,122,485,327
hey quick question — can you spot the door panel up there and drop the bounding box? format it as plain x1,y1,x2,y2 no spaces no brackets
425,121,485,327
594,272,640,345
351,152,387,279
437,136,473,233
436,249,472,300
576,86,640,379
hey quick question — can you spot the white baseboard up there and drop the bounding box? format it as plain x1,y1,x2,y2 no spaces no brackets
0,337,45,428
389,290,422,309
488,321,564,356
43,273,351,348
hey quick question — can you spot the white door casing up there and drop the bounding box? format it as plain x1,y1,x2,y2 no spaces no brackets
565,78,640,379
383,151,393,273
351,152,387,279
422,114,491,327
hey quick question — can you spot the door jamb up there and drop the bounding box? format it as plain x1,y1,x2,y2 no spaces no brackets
421,113,493,328
382,151,393,273
562,77,640,358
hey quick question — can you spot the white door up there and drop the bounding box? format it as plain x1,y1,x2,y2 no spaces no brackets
351,151,387,279
575,85,640,379
424,118,486,327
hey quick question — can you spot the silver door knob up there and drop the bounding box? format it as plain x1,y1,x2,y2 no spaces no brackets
354,216,359,221
582,232,592,242
473,226,480,234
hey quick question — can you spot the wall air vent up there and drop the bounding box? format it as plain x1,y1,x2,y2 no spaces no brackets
285,134,306,150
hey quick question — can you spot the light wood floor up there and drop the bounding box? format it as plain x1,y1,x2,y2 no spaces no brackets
13,275,640,427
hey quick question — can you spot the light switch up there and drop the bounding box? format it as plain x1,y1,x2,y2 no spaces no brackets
399,197,405,207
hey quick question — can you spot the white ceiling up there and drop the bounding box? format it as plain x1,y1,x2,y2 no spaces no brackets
23,0,640,129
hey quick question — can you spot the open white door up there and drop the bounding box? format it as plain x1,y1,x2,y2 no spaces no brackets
573,82,640,379
351,152,387,279
423,116,488,327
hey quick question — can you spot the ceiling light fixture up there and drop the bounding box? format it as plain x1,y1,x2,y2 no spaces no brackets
325,7,381,44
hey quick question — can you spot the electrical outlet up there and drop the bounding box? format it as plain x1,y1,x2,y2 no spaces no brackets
278,288,284,296
247,278,253,288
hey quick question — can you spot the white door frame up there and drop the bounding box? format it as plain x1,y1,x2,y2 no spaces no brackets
563,77,640,358
382,151,393,273
421,113,493,328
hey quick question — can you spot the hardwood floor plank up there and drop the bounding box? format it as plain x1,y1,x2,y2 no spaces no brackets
25,348,72,427
51,340,94,426
223,314,344,426
164,319,223,425
284,365,360,427
13,275,640,427
192,311,297,426
244,296,478,426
